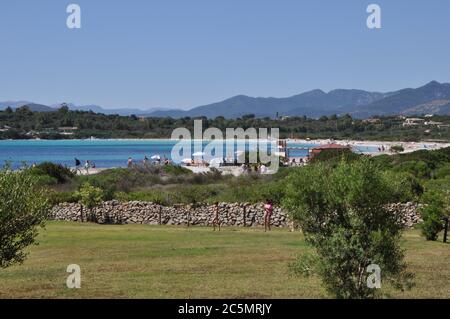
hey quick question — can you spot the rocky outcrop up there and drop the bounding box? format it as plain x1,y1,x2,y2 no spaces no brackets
50,201,423,228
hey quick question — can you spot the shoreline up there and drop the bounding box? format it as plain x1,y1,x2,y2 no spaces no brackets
2,137,449,156
286,138,450,155
2,137,449,143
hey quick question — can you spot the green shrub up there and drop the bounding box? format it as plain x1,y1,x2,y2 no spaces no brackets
390,145,405,153
75,183,104,222
371,155,394,170
30,162,75,184
0,169,50,268
422,178,450,198
283,158,414,298
382,171,423,202
420,205,445,241
433,163,450,179
162,165,192,176
77,168,162,194
46,191,80,205
310,149,360,164
175,185,222,205
76,183,104,209
390,147,450,168
394,161,432,179
115,190,170,205
34,174,58,186
419,189,448,241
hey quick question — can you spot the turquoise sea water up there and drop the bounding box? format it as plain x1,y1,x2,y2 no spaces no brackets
0,140,378,169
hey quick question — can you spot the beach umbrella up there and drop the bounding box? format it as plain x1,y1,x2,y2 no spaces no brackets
209,158,223,168
151,154,161,160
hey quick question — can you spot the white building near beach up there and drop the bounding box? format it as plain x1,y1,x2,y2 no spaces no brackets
403,118,425,127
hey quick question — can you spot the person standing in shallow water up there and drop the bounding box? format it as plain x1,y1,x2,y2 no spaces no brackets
264,199,273,232
212,202,221,231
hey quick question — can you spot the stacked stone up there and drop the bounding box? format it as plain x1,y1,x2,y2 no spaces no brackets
51,203,82,222
50,201,290,227
387,202,423,228
50,201,421,228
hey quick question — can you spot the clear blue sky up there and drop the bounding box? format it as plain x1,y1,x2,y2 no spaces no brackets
1,0,450,110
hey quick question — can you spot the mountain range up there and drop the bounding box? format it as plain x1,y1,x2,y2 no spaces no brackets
0,102,163,116
148,81,450,118
2,81,450,119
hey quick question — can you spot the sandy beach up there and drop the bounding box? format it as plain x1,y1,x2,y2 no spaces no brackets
286,138,450,155
61,138,450,176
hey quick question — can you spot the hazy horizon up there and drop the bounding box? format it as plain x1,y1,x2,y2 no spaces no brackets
1,80,447,112
1,0,450,110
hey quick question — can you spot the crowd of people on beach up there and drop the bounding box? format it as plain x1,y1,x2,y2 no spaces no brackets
127,155,172,168
239,163,269,174
72,140,448,176
288,157,309,167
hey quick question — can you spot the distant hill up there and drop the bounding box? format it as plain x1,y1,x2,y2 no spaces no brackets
54,103,163,116
148,81,450,119
2,81,450,118
148,89,387,118
0,102,55,112
23,103,55,112
0,101,33,110
350,81,450,117
0,102,162,116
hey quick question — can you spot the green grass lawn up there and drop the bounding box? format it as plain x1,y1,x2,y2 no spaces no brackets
0,222,449,299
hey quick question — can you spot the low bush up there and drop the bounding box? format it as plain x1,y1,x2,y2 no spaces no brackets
394,160,432,179
115,190,170,205
30,162,75,184
433,163,450,179
390,145,405,153
420,205,445,241
47,191,80,205
162,165,192,176
34,174,58,186
310,149,360,164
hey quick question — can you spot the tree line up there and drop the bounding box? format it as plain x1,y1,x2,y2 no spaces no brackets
1,105,450,141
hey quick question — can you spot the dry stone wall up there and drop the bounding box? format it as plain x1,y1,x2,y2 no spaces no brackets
51,201,290,227
50,201,423,228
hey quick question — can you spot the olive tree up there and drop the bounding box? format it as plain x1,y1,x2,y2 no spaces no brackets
0,169,50,268
283,159,414,298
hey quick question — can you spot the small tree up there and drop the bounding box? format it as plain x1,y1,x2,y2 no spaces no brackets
283,159,414,298
0,168,50,268
75,183,103,222
420,190,449,241
420,205,445,241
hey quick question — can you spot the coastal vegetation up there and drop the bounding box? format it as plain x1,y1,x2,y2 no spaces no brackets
27,147,448,203
27,147,450,242
1,107,450,141
1,146,448,298
0,168,50,268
